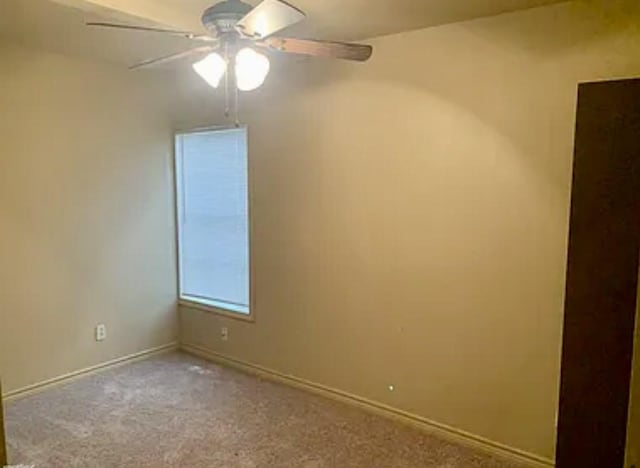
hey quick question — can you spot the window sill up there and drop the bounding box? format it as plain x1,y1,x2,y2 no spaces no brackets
178,297,254,322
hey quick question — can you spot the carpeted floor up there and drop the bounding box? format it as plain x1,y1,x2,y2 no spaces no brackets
6,352,526,467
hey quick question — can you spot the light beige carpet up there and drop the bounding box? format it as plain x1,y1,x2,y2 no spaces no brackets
6,352,527,467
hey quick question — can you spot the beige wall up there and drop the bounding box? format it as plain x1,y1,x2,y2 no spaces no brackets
176,0,640,462
0,41,178,394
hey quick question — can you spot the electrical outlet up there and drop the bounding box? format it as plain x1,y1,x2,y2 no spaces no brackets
221,327,229,341
95,324,107,342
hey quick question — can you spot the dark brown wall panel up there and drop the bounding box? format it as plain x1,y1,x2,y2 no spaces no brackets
557,79,640,467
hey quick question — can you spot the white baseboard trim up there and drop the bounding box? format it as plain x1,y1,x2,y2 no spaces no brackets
182,342,555,468
3,342,178,402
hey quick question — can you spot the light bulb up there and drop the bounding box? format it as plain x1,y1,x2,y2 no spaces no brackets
192,53,227,88
235,48,270,92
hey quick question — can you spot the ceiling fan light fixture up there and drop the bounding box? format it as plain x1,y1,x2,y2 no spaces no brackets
193,52,227,88
235,47,270,92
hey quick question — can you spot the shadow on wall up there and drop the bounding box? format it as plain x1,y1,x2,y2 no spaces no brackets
174,0,640,201
302,0,639,178
465,0,640,59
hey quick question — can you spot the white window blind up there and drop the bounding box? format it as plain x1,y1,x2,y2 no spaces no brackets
175,128,250,315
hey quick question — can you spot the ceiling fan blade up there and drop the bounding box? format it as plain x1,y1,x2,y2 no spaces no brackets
86,22,216,42
130,45,216,70
258,37,373,62
235,0,305,39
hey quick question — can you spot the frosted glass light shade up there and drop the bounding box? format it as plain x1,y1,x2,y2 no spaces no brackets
193,53,227,88
235,48,270,92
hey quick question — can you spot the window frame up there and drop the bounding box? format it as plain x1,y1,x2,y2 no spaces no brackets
173,125,254,322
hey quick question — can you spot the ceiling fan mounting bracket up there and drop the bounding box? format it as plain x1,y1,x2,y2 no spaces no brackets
201,0,253,35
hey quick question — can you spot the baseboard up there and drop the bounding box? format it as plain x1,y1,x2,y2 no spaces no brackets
3,342,178,402
181,342,555,468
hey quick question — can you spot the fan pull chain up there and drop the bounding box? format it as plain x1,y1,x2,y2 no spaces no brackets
222,41,241,127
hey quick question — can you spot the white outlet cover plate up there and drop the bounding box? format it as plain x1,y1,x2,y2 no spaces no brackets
95,324,107,341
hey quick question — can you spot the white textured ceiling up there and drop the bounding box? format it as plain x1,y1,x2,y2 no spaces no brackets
0,0,193,68
156,0,569,39
0,0,569,67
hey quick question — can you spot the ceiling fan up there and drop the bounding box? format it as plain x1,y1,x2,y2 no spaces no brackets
87,0,373,92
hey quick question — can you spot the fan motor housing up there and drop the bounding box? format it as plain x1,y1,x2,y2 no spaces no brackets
202,0,253,34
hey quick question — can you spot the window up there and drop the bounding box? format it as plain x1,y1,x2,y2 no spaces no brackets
175,127,250,316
